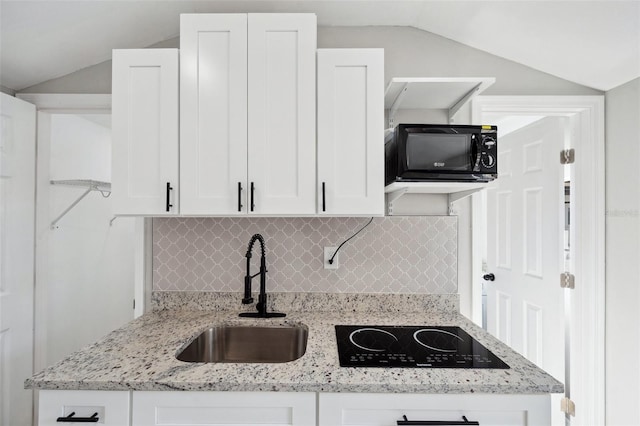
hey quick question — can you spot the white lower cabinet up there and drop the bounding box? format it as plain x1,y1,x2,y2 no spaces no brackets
38,390,131,426
38,390,550,426
318,393,550,426
132,391,316,426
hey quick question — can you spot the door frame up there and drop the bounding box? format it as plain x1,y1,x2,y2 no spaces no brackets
0,93,37,426
16,93,151,373
471,95,605,425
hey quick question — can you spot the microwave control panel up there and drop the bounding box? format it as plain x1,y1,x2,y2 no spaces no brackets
479,129,498,174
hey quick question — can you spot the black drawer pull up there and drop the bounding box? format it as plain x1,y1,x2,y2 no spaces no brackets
166,182,173,212
56,412,99,423
397,415,479,425
322,182,326,212
238,182,243,212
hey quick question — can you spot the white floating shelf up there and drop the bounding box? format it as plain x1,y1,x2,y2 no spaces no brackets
51,179,111,192
385,77,495,125
385,181,488,195
385,181,489,215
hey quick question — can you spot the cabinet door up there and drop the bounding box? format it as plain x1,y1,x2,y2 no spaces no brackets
112,49,179,215
132,391,316,426
317,49,384,216
180,14,248,215
247,14,317,215
38,390,131,426
319,393,550,426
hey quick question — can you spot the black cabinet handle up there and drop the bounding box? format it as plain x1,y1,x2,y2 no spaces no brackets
397,415,479,425
483,273,495,281
322,182,326,212
250,182,255,212
165,182,173,212
238,182,243,212
56,412,99,423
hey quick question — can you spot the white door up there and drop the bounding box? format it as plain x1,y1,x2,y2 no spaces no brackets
111,49,179,215
0,93,35,425
247,14,316,215
180,14,248,215
485,117,565,420
317,49,384,216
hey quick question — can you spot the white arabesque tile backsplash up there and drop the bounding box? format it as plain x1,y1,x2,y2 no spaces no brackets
153,216,457,293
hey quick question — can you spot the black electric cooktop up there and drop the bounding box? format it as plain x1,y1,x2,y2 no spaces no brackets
335,325,509,369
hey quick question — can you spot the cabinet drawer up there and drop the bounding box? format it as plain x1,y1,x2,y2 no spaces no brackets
319,393,550,426
132,391,316,426
38,390,131,426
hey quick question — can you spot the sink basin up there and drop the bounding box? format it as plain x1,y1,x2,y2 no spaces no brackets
176,324,308,363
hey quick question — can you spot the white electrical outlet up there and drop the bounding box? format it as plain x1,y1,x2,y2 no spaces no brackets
324,246,339,269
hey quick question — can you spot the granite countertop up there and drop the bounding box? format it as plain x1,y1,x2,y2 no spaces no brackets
25,292,564,394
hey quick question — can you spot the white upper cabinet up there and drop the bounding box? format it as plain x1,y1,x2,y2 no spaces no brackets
247,14,317,215
180,13,317,215
112,49,179,215
317,49,384,216
180,14,248,215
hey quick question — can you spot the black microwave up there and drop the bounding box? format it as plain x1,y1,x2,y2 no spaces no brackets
385,124,498,185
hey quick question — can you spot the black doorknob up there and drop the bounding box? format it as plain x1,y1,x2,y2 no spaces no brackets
483,273,495,281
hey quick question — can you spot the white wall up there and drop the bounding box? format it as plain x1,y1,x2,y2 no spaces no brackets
44,114,135,365
0,84,16,96
22,26,602,96
604,77,640,426
318,27,602,96
20,26,603,322
50,115,111,181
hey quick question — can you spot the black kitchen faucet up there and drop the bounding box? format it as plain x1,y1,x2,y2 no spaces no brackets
240,233,286,318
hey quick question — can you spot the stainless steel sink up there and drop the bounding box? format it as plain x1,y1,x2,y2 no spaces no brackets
176,324,308,363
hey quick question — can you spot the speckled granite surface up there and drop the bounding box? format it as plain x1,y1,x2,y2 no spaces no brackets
26,293,563,394
152,291,460,313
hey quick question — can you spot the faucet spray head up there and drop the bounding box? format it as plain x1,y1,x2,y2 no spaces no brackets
246,233,266,258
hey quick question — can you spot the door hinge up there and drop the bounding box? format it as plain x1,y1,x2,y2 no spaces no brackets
133,299,136,310
560,149,575,164
560,272,575,289
561,397,576,417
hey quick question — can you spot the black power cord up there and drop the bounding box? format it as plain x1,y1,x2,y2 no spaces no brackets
328,217,374,265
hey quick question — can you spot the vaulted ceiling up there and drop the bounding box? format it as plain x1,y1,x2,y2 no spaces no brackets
1,1,638,92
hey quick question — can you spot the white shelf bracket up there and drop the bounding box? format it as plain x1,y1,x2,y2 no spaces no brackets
50,188,93,229
448,82,482,124
386,187,409,215
388,82,410,128
49,180,112,229
448,188,481,215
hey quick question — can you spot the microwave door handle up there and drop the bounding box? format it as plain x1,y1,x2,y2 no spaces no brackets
471,135,481,171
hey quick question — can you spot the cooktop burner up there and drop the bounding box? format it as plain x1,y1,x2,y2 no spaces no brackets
335,325,509,369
